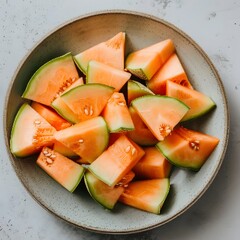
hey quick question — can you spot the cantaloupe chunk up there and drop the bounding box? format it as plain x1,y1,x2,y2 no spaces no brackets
147,53,193,95
125,39,175,80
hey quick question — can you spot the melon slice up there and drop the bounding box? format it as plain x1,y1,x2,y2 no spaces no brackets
60,83,114,123
127,80,154,105
127,106,158,146
10,103,56,157
125,39,175,80
54,116,109,163
119,178,170,214
88,135,145,187
74,32,125,74
36,147,85,192
116,171,135,188
86,60,131,91
131,95,189,141
22,53,79,106
31,102,71,130
147,53,193,95
133,147,172,179
156,126,219,170
166,81,216,121
53,140,78,158
102,92,134,132
84,171,124,210
51,78,84,124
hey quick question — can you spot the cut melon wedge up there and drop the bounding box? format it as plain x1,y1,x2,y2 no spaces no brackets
53,140,78,158
127,106,158,146
54,116,109,163
133,147,172,179
74,32,125,74
102,92,134,132
86,60,131,91
36,147,85,192
116,171,135,187
147,53,193,95
31,102,71,131
131,95,189,141
125,39,175,80
10,103,56,157
60,83,114,123
166,81,216,121
22,53,79,106
156,126,219,170
119,178,170,214
84,171,124,210
88,135,145,187
127,80,154,105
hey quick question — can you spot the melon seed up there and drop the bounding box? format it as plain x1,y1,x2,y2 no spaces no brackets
125,145,131,153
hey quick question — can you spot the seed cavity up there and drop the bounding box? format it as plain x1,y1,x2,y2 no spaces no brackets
159,124,172,138
189,140,200,151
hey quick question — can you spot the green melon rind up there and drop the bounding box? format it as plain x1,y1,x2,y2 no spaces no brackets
156,143,201,171
156,178,170,214
73,55,86,74
22,52,74,100
69,167,85,193
84,171,124,210
128,80,154,95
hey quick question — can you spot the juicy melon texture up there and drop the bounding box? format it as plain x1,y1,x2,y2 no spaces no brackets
10,103,56,157
147,53,193,95
31,102,71,131
133,147,172,179
87,60,131,92
102,92,134,132
156,126,220,170
74,32,125,74
166,80,216,121
60,83,114,123
125,39,175,80
131,95,189,141
22,53,79,106
36,147,84,192
88,135,145,187
127,106,158,146
119,178,170,214
54,116,109,163
127,80,154,105
84,171,124,210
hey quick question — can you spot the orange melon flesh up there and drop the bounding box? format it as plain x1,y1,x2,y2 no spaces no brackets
87,60,131,92
127,106,158,146
74,32,125,74
166,81,216,121
84,171,124,210
54,116,109,163
60,83,114,123
127,80,154,105
156,126,220,170
116,170,135,187
10,103,56,157
36,147,85,192
147,53,193,95
131,95,189,141
125,39,175,80
133,147,172,179
119,178,170,214
31,102,71,131
102,92,134,132
22,53,79,106
88,135,145,187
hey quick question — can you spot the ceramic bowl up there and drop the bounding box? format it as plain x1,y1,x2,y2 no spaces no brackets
4,10,229,234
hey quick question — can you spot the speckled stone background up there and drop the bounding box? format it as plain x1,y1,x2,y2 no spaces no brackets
0,0,239,239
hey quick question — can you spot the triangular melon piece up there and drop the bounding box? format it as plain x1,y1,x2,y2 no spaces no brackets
60,83,114,123
147,53,193,95
125,39,175,80
74,32,125,74
102,92,134,132
166,80,216,121
86,60,131,91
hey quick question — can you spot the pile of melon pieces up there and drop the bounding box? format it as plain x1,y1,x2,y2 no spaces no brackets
10,32,219,214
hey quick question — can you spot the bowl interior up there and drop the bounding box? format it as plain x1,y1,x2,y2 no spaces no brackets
4,11,229,234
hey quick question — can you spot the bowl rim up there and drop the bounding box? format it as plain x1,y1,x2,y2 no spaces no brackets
3,9,230,234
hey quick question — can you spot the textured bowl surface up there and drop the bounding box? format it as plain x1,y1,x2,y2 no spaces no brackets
4,11,229,234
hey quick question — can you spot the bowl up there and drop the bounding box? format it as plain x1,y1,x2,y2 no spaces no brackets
4,10,229,234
